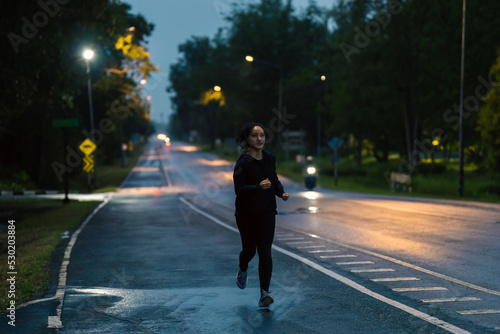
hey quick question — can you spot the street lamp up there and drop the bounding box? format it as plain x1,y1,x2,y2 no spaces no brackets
83,48,98,188
458,0,466,197
318,75,328,157
245,55,283,154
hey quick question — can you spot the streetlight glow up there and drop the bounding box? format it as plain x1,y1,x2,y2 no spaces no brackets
214,85,221,92
83,49,94,60
245,55,254,62
321,75,326,81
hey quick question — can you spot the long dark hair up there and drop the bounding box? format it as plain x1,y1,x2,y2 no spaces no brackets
236,121,265,152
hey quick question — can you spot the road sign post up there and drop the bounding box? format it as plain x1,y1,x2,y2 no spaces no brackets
79,138,96,190
328,137,344,186
52,118,80,203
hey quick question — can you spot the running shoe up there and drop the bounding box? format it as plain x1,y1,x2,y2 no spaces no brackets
236,268,247,289
258,290,274,307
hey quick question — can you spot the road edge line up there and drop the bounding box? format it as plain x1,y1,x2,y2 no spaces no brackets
43,198,110,329
179,197,471,334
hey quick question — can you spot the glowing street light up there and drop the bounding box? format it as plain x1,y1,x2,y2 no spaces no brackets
83,49,94,60
245,55,254,62
213,85,221,92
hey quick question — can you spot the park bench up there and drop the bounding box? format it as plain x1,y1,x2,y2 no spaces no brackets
390,172,412,192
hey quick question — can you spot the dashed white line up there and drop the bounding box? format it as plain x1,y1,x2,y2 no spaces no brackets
277,237,304,241
352,268,395,273
320,255,357,259
457,309,500,315
308,249,339,253
284,226,500,297
287,241,314,245
337,261,374,266
422,297,481,303
297,245,325,249
393,287,448,292
371,277,420,282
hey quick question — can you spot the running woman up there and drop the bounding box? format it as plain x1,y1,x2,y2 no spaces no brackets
233,122,289,307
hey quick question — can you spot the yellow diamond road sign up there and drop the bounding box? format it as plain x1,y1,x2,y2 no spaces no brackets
79,138,96,155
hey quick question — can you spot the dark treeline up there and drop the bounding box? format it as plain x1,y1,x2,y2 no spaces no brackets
168,0,500,170
0,0,157,190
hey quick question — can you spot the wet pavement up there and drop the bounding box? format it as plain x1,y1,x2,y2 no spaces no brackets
4,141,498,333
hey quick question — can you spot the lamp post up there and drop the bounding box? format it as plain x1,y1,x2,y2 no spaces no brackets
245,55,283,154
319,75,327,157
83,48,98,188
458,0,466,197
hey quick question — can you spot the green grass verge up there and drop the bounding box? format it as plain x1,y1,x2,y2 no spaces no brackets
277,154,500,203
199,144,500,203
0,199,100,310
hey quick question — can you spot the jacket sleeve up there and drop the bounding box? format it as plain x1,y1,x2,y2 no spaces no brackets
271,156,285,197
233,159,262,195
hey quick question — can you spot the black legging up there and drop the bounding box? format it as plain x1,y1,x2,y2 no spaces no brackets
236,212,276,292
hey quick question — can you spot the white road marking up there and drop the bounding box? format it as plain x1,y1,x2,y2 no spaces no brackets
321,255,357,259
458,309,500,315
180,197,473,334
352,268,395,273
422,297,481,303
275,234,295,238
372,277,420,282
45,198,110,329
277,237,304,241
393,287,448,292
308,249,339,253
286,241,314,245
297,245,325,249
337,261,374,265
284,226,500,297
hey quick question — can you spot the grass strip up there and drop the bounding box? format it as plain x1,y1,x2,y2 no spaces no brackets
0,199,100,310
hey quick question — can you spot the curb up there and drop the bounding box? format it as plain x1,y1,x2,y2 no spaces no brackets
0,190,76,197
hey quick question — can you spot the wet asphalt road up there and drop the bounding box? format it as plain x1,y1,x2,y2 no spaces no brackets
5,140,500,333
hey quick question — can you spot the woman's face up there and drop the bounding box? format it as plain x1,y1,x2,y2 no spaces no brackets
247,126,265,150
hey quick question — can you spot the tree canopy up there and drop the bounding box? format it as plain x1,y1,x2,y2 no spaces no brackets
0,0,157,189
167,0,500,171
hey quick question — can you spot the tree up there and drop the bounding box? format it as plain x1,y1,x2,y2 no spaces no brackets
477,50,500,169
0,0,156,189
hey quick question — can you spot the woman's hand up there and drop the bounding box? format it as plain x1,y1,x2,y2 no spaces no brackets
260,178,272,190
282,193,289,201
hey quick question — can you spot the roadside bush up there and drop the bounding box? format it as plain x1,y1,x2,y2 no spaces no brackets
416,163,446,174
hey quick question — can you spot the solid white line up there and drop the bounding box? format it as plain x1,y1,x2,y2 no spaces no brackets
277,237,304,241
422,297,481,303
458,309,500,315
284,226,500,297
337,261,374,265
320,255,357,259
371,277,420,282
179,197,471,334
46,198,110,329
352,268,395,273
393,287,448,292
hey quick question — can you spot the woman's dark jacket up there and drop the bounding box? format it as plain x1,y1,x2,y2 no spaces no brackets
233,150,285,216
